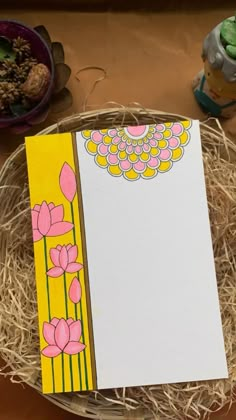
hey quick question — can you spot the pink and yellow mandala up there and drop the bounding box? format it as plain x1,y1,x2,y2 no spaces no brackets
82,121,192,181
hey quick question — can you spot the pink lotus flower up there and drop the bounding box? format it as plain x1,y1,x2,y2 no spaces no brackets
42,317,86,357
31,201,73,242
69,277,82,304
47,244,83,277
59,162,77,202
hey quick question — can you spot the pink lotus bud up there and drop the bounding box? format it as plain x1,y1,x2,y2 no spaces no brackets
59,162,77,202
69,277,82,304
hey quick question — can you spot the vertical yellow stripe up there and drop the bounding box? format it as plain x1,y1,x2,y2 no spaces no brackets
25,133,94,393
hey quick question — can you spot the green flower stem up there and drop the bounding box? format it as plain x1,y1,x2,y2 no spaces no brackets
75,304,82,390
63,272,74,391
51,359,55,392
61,353,65,392
70,201,89,390
78,298,88,389
43,236,51,320
69,356,74,391
43,236,55,393
70,202,76,244
63,272,69,318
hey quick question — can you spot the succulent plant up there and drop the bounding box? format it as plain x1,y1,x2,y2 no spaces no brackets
0,36,16,62
2,59,18,74
0,38,40,116
1,58,39,85
13,36,31,62
220,17,236,59
0,81,20,110
0,33,50,118
0,25,72,133
20,57,38,73
2,59,21,83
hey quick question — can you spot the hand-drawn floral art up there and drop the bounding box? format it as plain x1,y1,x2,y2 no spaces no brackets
42,317,86,357
69,277,82,304
31,201,73,242
31,158,89,392
59,162,77,202
47,244,83,277
82,121,192,181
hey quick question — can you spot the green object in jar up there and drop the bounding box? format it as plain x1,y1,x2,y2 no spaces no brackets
221,18,236,47
226,44,236,59
0,37,16,62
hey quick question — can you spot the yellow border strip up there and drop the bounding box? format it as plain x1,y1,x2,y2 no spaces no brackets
25,133,95,393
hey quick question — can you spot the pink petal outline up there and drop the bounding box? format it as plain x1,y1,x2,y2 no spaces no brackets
41,345,62,357
69,277,81,304
47,221,74,237
66,318,74,326
48,202,55,210
50,205,64,224
55,319,70,350
63,342,86,355
59,162,77,202
43,322,56,345
33,204,40,212
69,320,82,341
38,201,51,236
92,131,103,143
68,245,78,263
33,229,43,242
47,266,64,278
51,317,60,327
66,262,83,273
50,248,60,266
31,210,39,230
59,246,68,270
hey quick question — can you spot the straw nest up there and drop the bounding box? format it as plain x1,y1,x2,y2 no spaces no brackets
0,107,236,420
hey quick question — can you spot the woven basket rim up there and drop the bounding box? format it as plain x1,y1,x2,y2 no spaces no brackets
0,107,235,420
4,108,234,166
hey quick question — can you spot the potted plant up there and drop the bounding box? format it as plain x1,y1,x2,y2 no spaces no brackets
0,20,72,133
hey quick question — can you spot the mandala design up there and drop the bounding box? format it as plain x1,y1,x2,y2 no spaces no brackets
82,121,192,181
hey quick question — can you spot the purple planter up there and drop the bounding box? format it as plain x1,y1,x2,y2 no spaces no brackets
0,20,55,132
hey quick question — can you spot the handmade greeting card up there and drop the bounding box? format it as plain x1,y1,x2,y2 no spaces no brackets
25,120,228,394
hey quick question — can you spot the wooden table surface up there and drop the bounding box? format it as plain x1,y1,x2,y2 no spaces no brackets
1,6,236,420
